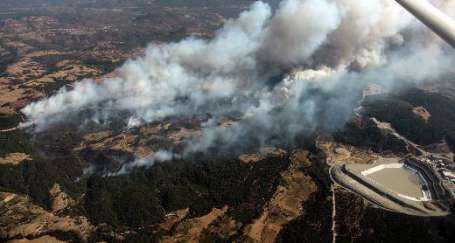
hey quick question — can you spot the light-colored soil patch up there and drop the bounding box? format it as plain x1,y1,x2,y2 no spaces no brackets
203,214,238,239
6,58,45,77
35,64,100,84
239,153,264,163
49,183,75,213
78,127,157,160
318,139,378,166
0,84,31,110
83,130,113,142
239,147,287,164
168,127,201,143
79,132,136,153
0,49,102,113
243,149,317,243
0,153,32,166
160,208,189,231
162,206,228,243
0,192,94,241
413,106,431,122
134,146,154,158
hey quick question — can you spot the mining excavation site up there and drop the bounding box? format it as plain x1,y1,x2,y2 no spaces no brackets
331,157,452,217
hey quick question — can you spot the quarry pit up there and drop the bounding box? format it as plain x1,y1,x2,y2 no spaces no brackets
330,157,451,217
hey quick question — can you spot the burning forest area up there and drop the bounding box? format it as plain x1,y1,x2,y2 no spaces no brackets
1,0,455,242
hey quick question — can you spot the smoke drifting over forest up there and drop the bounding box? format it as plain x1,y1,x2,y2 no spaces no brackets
21,0,454,170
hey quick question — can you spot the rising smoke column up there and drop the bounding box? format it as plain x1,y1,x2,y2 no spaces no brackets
21,0,455,171
258,0,341,69
22,1,273,129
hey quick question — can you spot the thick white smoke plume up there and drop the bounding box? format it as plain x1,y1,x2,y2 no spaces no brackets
258,0,341,67
21,0,455,171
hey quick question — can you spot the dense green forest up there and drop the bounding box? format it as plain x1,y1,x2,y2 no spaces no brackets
362,89,455,146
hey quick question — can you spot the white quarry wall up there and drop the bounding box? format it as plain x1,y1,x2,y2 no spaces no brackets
361,163,403,176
